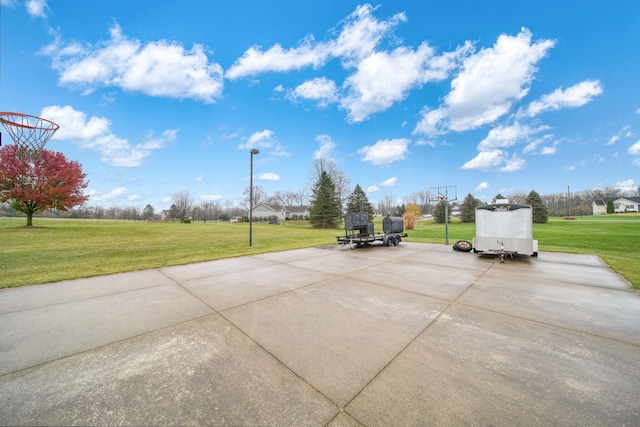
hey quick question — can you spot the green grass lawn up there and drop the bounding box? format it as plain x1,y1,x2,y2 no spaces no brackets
1,215,638,290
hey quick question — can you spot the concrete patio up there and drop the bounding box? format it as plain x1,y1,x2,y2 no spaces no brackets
1,242,639,426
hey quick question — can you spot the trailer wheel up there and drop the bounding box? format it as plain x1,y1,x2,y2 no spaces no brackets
453,240,473,252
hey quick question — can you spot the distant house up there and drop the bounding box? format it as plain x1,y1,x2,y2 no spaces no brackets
592,197,640,215
250,203,310,221
160,210,174,221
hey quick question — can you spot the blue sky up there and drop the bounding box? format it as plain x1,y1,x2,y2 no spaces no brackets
1,0,639,210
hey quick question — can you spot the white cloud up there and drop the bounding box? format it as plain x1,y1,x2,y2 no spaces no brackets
195,175,205,182
26,0,47,17
615,179,636,193
226,4,404,79
367,185,380,193
341,42,471,122
462,122,550,171
258,172,280,181
499,154,526,172
89,186,128,202
201,194,222,201
628,140,640,155
127,194,141,201
475,182,490,192
539,146,557,155
289,77,338,107
477,122,544,151
228,5,469,122
415,138,436,147
461,149,505,171
225,38,327,80
415,28,555,136
42,105,175,167
358,138,409,167
42,24,223,103
606,125,634,146
523,80,602,117
238,129,290,157
381,177,398,187
313,134,337,160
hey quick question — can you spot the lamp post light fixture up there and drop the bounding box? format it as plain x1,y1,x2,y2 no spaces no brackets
249,149,259,246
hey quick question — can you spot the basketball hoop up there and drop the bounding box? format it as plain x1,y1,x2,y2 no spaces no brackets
0,112,59,159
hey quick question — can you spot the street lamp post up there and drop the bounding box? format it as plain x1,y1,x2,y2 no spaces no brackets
249,149,259,246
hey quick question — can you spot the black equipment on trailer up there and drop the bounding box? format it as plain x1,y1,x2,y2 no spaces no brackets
337,208,407,248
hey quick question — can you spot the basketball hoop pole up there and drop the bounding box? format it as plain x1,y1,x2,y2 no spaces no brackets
429,186,457,245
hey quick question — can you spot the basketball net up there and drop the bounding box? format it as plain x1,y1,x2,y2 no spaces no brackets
0,112,59,160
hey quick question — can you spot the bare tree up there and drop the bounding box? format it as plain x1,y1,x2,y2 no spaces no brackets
243,185,267,208
200,200,220,222
508,191,527,204
376,193,396,216
294,187,310,206
171,190,194,223
223,199,234,216
281,190,296,206
417,190,431,215
106,205,121,220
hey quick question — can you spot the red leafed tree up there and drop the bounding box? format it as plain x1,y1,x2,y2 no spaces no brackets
0,145,89,226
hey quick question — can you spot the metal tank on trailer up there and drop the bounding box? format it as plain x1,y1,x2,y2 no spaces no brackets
337,207,407,249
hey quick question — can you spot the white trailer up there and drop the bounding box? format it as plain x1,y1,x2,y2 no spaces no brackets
472,202,538,257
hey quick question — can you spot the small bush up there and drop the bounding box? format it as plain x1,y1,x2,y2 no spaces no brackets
403,212,416,230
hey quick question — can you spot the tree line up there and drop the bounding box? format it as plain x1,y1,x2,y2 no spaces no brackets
2,144,637,226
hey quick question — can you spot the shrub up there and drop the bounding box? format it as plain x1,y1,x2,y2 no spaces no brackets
403,212,416,230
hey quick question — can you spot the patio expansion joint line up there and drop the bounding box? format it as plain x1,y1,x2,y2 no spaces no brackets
0,281,172,316
338,260,497,415
159,270,222,316
158,268,344,410
213,308,341,416
454,299,640,349
0,311,222,380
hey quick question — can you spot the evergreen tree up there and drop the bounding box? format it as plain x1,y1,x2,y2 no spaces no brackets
309,171,342,228
433,200,450,223
460,193,482,223
143,204,155,220
525,190,548,223
493,193,506,203
606,200,615,214
346,184,374,218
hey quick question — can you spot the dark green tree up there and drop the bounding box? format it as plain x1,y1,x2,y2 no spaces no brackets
143,204,155,220
433,200,451,223
168,204,179,222
309,170,342,228
394,203,405,216
606,200,615,214
346,184,374,218
493,193,506,203
460,193,482,223
525,190,548,223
